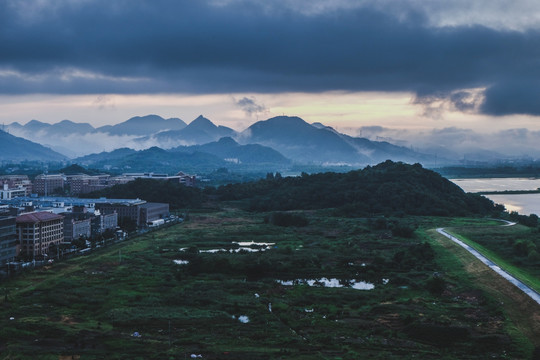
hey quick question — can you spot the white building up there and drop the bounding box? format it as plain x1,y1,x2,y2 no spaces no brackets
0,184,27,200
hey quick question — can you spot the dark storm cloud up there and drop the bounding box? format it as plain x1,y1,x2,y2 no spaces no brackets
1,0,540,116
481,79,540,116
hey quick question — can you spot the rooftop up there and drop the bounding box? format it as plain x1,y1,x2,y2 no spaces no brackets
16,211,64,223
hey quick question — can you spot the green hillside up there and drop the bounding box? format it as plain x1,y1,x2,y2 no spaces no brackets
215,160,502,216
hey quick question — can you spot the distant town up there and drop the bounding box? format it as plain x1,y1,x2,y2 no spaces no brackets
0,171,196,276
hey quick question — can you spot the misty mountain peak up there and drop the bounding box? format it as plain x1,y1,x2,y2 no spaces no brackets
51,119,95,133
26,119,46,125
25,119,50,128
216,136,238,146
58,119,76,125
129,114,165,122
7,122,23,129
0,130,66,161
96,114,187,136
247,115,312,134
189,115,216,129
267,115,306,124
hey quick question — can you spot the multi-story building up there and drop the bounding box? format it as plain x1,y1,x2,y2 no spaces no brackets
0,175,33,197
91,210,118,238
66,174,111,195
140,202,170,225
122,172,197,187
16,212,64,259
95,200,146,228
108,176,135,186
0,184,28,200
63,214,91,242
34,174,65,196
176,172,197,187
0,210,17,267
0,175,32,188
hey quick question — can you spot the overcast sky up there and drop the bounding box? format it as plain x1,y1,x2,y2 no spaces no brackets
1,0,540,144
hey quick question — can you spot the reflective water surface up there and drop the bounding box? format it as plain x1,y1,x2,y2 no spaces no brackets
450,177,540,215
277,278,375,290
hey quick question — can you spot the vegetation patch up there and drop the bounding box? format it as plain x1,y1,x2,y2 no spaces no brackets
0,210,532,359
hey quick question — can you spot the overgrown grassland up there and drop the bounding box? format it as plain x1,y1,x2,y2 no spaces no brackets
0,210,533,359
426,227,540,355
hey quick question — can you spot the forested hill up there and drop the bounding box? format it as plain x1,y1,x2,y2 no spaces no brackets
215,161,503,217
85,161,502,216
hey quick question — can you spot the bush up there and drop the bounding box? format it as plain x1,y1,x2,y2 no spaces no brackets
265,212,309,227
425,275,446,295
391,223,416,238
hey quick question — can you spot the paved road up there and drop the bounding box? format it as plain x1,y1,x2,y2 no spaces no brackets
436,227,540,306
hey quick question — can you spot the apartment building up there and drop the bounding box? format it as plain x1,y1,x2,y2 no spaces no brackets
63,214,91,242
34,174,65,196
16,212,64,258
0,210,17,266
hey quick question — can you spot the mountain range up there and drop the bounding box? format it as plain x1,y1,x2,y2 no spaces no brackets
0,130,66,162
7,115,186,138
3,114,448,167
74,137,290,172
148,115,236,146
96,115,187,136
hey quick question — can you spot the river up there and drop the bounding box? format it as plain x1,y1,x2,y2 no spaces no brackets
450,178,540,216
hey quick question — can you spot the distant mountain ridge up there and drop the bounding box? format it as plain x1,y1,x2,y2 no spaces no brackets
0,130,67,162
75,146,229,173
144,115,236,145
75,137,291,172
96,115,187,136
7,115,187,137
75,148,138,166
240,116,437,165
7,114,442,166
171,137,291,165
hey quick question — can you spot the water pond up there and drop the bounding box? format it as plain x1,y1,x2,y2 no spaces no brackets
277,278,375,290
180,241,276,254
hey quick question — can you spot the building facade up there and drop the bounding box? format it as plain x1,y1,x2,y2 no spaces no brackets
0,211,17,266
16,212,64,259
0,175,32,194
63,215,91,242
177,172,197,187
0,184,27,200
34,174,65,196
66,174,111,195
95,200,146,228
91,211,118,238
140,203,170,224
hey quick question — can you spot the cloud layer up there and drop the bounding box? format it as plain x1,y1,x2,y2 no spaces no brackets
1,0,540,116
354,125,540,160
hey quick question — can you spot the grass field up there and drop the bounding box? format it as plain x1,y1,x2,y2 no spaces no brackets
0,209,535,359
427,228,540,353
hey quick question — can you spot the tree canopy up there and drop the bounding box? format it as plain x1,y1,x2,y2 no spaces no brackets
215,161,503,217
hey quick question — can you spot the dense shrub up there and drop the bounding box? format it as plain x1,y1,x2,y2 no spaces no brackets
391,223,417,238
265,212,309,227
